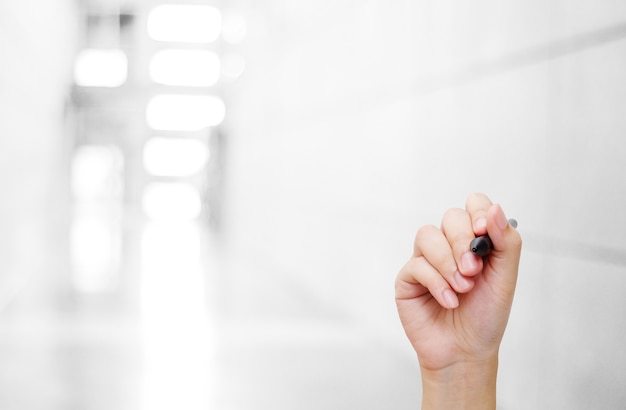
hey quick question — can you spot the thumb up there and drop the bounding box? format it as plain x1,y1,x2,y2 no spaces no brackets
484,204,523,296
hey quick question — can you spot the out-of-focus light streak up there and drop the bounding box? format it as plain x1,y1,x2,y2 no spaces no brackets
70,146,124,292
74,49,128,88
146,94,226,131
71,146,124,200
70,213,121,292
140,221,215,410
147,5,221,43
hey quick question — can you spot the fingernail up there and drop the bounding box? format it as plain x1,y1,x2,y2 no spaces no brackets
442,289,459,309
461,252,479,274
495,205,508,230
454,271,473,291
475,217,487,232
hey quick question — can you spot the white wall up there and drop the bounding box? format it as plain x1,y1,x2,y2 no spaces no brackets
221,1,626,408
0,1,77,309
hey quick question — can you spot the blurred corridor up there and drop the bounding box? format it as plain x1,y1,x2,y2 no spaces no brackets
1,1,626,409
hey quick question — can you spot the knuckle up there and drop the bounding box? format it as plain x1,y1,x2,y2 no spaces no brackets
413,224,439,254
442,207,466,222
466,192,492,211
415,224,438,239
467,191,488,203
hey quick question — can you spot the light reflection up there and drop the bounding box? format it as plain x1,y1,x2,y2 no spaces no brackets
146,94,226,131
140,221,214,410
142,182,202,221
72,145,124,200
141,222,201,267
143,137,209,177
74,49,128,87
150,49,220,87
70,212,121,292
70,146,123,292
147,5,222,43
140,222,203,313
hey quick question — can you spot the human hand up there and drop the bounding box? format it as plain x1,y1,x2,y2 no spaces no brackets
395,193,522,408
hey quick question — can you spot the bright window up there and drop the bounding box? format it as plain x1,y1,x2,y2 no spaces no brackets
71,213,121,292
147,5,221,43
74,49,128,87
70,146,124,292
71,145,124,200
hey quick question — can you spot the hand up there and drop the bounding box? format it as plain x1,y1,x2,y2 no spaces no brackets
395,193,522,409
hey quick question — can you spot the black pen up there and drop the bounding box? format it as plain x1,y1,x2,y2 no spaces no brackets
469,219,518,257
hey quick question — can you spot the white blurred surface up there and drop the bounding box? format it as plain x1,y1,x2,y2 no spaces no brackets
1,1,626,409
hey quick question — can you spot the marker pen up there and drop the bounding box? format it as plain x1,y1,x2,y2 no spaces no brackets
469,219,517,257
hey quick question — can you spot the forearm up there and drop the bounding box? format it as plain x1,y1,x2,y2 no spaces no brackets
420,356,498,410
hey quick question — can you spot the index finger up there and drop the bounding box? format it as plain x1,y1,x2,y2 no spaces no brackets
441,207,483,277
465,192,493,235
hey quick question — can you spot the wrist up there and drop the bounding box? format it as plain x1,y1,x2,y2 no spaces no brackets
420,356,498,410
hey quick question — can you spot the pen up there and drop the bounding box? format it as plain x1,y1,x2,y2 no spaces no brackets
469,219,518,257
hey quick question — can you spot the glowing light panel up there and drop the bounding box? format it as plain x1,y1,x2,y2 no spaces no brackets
146,94,225,131
74,49,128,87
140,221,215,410
71,214,121,292
150,49,220,87
144,137,209,177
147,5,221,43
142,182,202,221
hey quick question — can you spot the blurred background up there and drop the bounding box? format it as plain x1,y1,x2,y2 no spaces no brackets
1,0,625,409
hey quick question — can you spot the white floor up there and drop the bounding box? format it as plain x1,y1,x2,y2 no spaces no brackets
0,221,421,410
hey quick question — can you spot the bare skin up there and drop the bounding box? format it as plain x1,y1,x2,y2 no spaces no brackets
395,193,522,409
